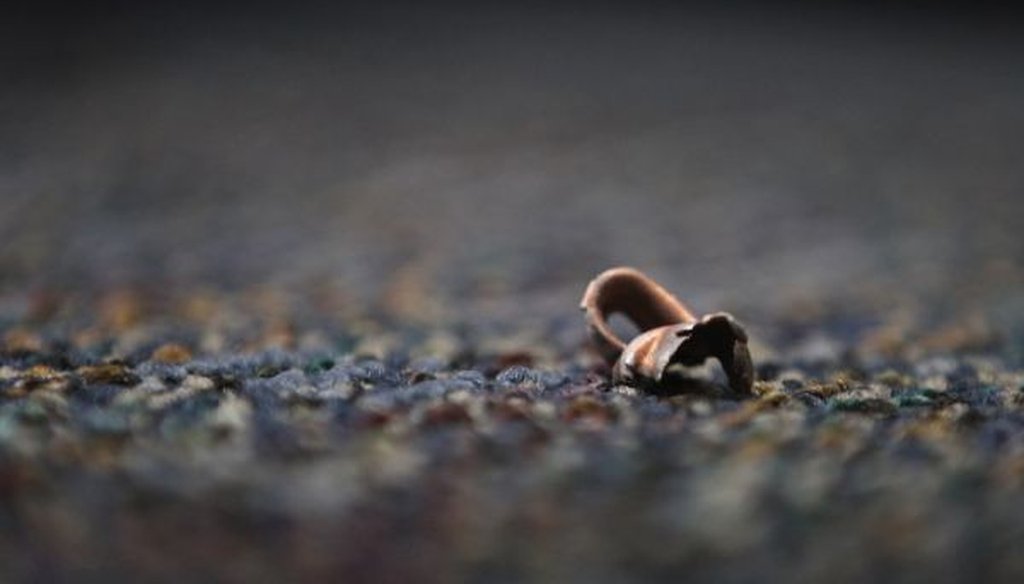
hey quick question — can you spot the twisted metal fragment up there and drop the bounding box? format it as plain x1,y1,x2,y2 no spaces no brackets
581,267,754,395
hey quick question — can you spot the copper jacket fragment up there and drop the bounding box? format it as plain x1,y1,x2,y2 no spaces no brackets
581,267,754,395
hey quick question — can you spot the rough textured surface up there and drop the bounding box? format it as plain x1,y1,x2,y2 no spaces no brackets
3,4,1024,582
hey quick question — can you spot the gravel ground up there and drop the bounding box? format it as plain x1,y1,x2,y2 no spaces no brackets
2,3,1024,582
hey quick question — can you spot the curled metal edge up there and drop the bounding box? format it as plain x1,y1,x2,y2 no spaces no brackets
580,266,696,363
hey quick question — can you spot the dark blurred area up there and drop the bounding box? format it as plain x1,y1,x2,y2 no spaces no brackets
3,1,1023,319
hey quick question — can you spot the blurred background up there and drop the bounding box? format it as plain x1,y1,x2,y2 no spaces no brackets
3,3,1024,581
4,1,1023,323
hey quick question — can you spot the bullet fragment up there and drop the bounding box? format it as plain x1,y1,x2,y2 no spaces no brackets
581,267,754,395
